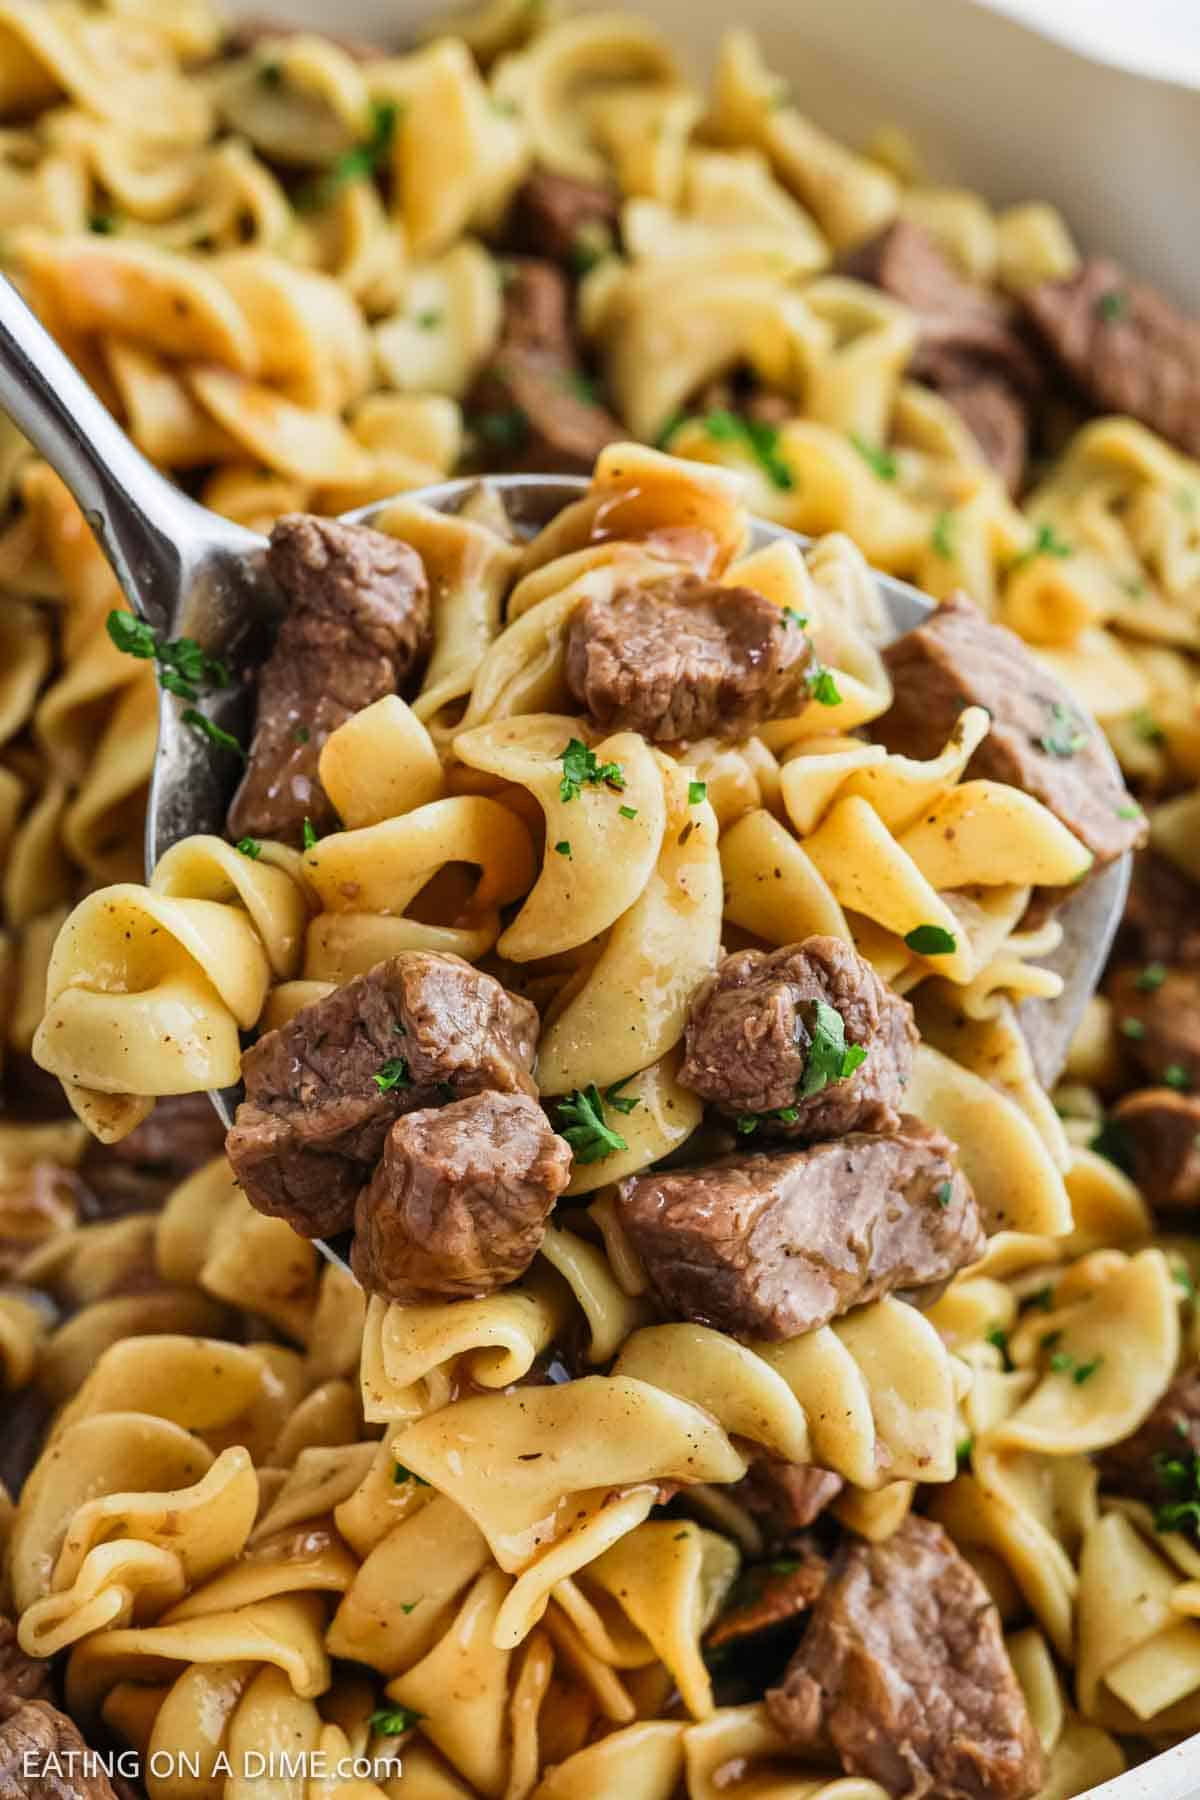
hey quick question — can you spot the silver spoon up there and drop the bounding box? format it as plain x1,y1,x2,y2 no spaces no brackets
0,273,1126,1158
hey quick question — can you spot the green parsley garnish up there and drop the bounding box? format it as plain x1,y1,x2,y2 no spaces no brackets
619,804,638,820
1132,708,1166,745
1038,700,1089,758
957,1436,974,1468
1165,1064,1193,1091
1116,801,1143,821
554,840,572,858
735,1105,800,1135
1029,1285,1055,1311
302,818,318,850
293,724,310,744
257,59,284,87
475,406,530,450
393,1464,429,1486
702,408,793,491
88,212,117,235
1153,1450,1200,1534
1047,1345,1102,1383
373,1058,410,1093
1089,1115,1133,1174
904,924,957,956
1136,963,1167,991
568,220,615,276
1120,1016,1147,1040
369,1707,425,1736
931,510,955,559
1094,289,1128,322
180,709,244,760
557,1084,632,1163
1174,1265,1197,1302
235,838,261,860
106,611,230,702
782,606,809,629
414,308,442,330
563,369,601,404
557,737,626,802
767,1557,803,1576
655,409,687,449
1013,521,1073,568
688,780,707,805
399,1599,421,1614
808,667,842,706
800,1000,868,1098
603,1076,641,1116
986,1325,1013,1371
297,99,399,210
849,433,898,481
933,1180,953,1208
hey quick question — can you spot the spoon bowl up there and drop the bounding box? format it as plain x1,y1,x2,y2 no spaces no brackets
0,275,1128,1262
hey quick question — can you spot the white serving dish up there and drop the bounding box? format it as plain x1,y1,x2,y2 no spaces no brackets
239,1,1200,1792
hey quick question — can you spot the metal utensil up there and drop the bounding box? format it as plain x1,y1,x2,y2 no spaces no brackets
0,273,1126,1178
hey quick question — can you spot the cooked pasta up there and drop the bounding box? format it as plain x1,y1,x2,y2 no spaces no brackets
2,5,1200,1799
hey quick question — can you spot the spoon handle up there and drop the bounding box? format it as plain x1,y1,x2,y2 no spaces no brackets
0,274,243,634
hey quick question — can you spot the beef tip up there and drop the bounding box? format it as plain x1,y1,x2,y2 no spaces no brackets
506,168,619,270
0,1615,51,1716
351,1090,571,1302
1097,1362,1200,1509
680,938,917,1137
79,1092,226,1220
226,952,539,1239
226,514,431,847
733,1456,844,1543
1022,257,1200,459
0,1699,120,1799
467,259,623,474
766,1515,1044,1800
1107,965,1200,1094
1111,1088,1200,1215
706,1539,829,1651
565,574,813,743
616,1117,983,1342
844,220,1040,491
876,592,1146,874
1117,851,1200,971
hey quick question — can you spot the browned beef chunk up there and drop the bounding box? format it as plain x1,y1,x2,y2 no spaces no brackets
351,1090,571,1301
1107,965,1200,1093
226,515,431,846
681,938,917,1137
767,1516,1044,1800
877,593,1145,874
1111,1089,1200,1214
1117,850,1200,971
79,1093,225,1220
844,220,1040,491
566,575,813,743
226,952,539,1239
507,168,619,270
0,1700,119,1798
1096,1362,1200,1508
733,1456,844,1543
0,1616,51,1715
1023,257,1200,459
616,1118,983,1342
468,259,623,473
707,1541,829,1651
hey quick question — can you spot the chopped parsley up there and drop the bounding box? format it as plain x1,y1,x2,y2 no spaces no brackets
688,780,707,805
655,409,687,449
957,1436,974,1468
557,737,626,802
180,708,244,759
293,724,310,744
736,1105,800,1135
931,510,955,559
563,369,601,404
257,59,284,87
1132,708,1166,745
767,1557,803,1576
106,610,230,702
618,804,638,820
986,1325,1013,1371
297,99,399,209
904,924,957,956
235,837,261,860
1048,1346,1103,1384
302,818,318,850
1094,289,1129,322
1153,1450,1200,1534
414,308,442,330
603,1076,641,1116
568,220,615,276
849,433,898,481
399,1599,421,1614
88,212,118,235
1119,1016,1146,1040
554,840,572,858
373,1058,410,1093
475,406,530,450
808,667,842,707
782,606,808,629
1116,801,1144,821
702,409,793,490
933,1180,953,1208
1089,1115,1133,1174
1029,1285,1056,1311
1013,522,1073,568
800,1000,868,1098
369,1707,425,1736
557,1084,632,1163
393,1464,429,1486
1165,1063,1193,1092
1174,1264,1197,1302
1136,962,1167,992
1038,701,1089,758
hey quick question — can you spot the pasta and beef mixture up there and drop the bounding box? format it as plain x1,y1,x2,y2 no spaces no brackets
1,1,1200,1796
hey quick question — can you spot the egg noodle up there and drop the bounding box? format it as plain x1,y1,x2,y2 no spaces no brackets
0,3,1198,1796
